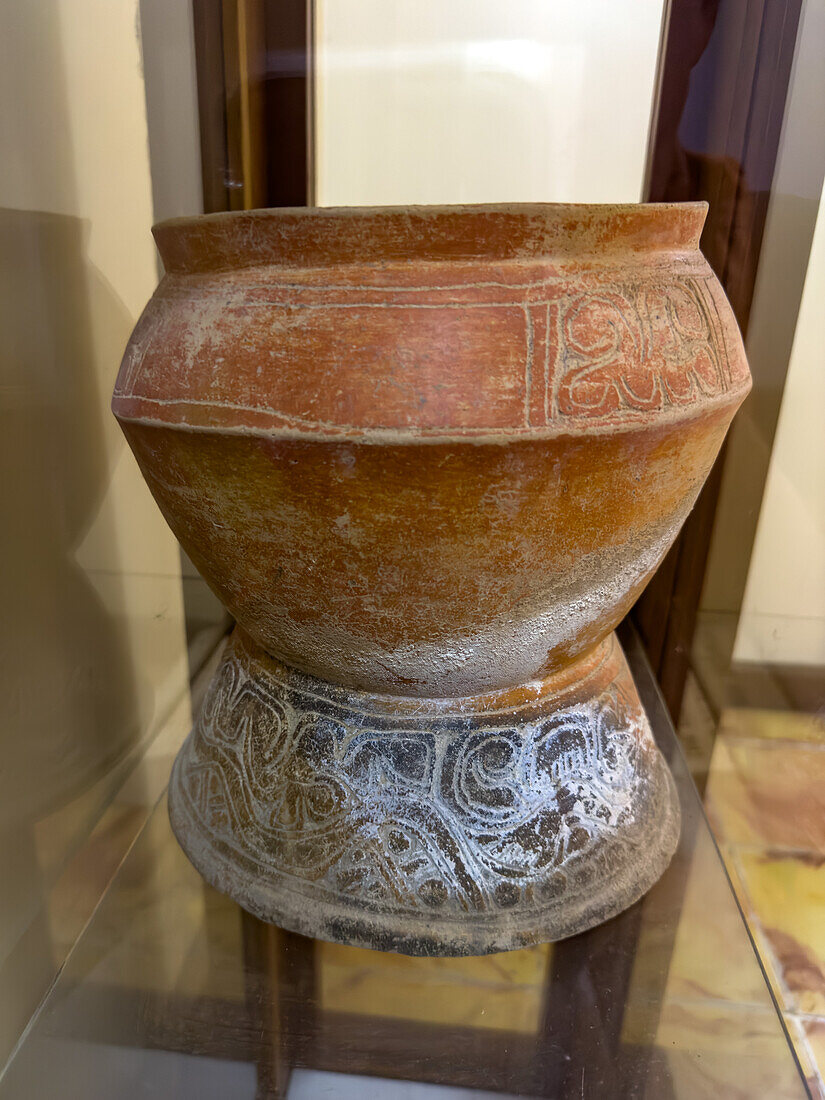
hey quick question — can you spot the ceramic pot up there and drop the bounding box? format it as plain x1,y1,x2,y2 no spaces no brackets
113,203,750,955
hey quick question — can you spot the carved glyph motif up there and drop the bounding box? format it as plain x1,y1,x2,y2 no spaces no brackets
116,271,737,436
178,641,658,917
556,279,726,418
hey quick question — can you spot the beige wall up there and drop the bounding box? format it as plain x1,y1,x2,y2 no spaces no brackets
734,181,825,665
0,0,192,1066
315,0,667,206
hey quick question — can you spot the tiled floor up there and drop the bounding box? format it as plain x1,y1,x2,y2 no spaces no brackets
702,705,825,1098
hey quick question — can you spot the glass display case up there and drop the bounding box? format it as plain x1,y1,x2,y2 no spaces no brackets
1,0,822,1095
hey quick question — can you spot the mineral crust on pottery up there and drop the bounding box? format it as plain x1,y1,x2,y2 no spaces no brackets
112,203,751,956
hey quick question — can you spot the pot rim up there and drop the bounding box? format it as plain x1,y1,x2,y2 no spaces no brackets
153,201,709,276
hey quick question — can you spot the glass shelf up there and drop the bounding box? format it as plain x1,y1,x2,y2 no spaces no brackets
0,628,809,1100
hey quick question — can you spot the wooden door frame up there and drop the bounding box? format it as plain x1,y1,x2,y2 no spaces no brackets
192,0,314,213
633,0,805,721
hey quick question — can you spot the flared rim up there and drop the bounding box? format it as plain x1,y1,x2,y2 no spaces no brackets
153,201,709,276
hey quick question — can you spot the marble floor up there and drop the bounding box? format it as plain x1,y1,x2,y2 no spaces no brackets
699,702,825,1098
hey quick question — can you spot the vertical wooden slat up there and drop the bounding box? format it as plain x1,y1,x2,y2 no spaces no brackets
194,0,307,213
236,0,268,209
192,0,230,213
260,0,313,206
220,0,246,210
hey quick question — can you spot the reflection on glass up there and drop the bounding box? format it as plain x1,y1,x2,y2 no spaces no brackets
0,635,807,1099
0,1,192,1067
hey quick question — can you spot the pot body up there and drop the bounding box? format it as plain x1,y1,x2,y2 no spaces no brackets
114,203,749,954
113,203,750,698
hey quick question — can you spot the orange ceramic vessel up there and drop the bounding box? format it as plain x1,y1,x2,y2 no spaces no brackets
113,204,749,954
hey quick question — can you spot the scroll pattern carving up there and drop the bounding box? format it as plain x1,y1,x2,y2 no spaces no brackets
176,645,657,916
556,278,726,418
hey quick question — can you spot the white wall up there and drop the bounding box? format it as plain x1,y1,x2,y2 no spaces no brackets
315,0,667,206
734,180,825,665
